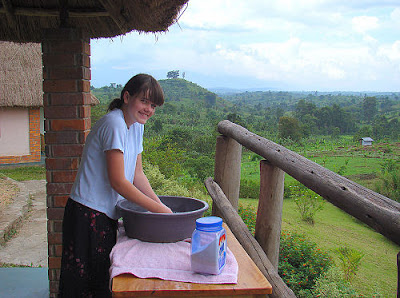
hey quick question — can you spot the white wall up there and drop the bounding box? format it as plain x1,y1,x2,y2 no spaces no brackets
0,108,30,155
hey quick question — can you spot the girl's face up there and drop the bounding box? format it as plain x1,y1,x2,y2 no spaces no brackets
122,90,157,126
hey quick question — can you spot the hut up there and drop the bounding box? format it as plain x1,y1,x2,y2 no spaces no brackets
0,1,188,296
0,41,100,165
360,137,374,146
0,41,43,164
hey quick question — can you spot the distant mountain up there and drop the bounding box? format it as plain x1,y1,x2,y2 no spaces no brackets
207,87,243,95
209,87,279,96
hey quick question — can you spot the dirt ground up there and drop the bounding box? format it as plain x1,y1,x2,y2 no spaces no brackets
0,177,19,208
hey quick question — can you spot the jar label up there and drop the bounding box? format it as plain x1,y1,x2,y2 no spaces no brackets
218,231,226,271
191,228,227,275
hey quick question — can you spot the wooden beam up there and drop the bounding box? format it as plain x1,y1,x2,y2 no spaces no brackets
59,0,69,27
205,177,296,298
98,0,129,34
217,120,400,246
0,7,109,17
1,0,18,27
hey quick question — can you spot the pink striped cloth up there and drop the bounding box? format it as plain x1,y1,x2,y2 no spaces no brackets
109,228,238,284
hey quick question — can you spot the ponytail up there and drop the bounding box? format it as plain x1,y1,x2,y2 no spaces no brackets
107,97,123,111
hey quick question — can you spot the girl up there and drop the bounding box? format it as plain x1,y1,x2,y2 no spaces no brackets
59,74,172,297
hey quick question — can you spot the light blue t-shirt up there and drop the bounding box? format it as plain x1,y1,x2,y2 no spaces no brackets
70,109,144,220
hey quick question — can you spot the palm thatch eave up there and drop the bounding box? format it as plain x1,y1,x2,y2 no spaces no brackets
0,41,43,107
0,0,189,43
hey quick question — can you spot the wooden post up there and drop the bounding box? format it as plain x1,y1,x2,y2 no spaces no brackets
205,178,296,298
397,251,399,298
255,160,285,270
212,135,242,216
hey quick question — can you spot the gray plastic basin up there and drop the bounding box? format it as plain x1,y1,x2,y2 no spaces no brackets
117,196,209,243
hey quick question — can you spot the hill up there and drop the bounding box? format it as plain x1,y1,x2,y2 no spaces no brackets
91,78,219,107
90,79,400,143
159,78,217,106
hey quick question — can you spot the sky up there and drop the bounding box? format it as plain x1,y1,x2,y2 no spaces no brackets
90,0,400,92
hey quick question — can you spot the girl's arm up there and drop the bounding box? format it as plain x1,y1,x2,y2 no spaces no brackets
133,154,162,204
106,149,172,213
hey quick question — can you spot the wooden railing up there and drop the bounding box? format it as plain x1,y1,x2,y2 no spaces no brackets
205,120,400,298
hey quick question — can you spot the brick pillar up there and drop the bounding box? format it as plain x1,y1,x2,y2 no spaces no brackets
42,28,91,297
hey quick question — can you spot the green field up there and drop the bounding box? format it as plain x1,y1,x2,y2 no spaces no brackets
240,141,400,297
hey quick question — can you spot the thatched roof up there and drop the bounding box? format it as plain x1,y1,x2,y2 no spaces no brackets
90,93,100,106
0,41,100,107
0,0,189,43
0,41,43,107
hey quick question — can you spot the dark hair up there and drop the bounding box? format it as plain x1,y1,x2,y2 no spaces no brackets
108,73,164,111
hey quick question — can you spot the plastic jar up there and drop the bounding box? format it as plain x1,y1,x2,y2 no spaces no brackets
191,216,227,275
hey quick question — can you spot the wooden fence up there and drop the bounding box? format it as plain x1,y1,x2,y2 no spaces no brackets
206,120,400,298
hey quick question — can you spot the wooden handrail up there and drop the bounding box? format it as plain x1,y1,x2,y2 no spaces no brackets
217,120,400,246
205,178,296,298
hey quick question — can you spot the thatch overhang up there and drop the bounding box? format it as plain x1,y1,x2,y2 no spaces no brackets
0,0,189,43
0,41,43,107
0,41,100,108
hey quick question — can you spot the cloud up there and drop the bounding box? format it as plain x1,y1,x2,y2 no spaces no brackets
378,40,400,62
352,16,379,34
391,8,400,26
90,0,400,91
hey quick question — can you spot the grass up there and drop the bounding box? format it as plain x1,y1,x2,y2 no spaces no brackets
0,262,41,268
240,197,399,297
239,141,400,297
242,141,400,198
0,166,46,181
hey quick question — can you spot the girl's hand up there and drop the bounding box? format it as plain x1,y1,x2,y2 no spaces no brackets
160,203,173,214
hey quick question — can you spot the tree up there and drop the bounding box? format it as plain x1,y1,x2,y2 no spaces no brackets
205,92,216,107
167,70,179,79
295,99,317,122
388,118,400,139
152,119,163,133
227,113,246,127
353,125,372,142
275,107,285,123
363,96,377,123
161,127,193,150
278,116,302,141
372,115,389,139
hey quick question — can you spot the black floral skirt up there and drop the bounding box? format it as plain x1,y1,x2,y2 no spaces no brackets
58,198,118,298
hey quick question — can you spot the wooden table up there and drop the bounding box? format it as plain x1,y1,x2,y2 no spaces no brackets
112,224,272,297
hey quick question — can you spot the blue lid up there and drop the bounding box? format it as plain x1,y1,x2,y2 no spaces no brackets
195,216,223,232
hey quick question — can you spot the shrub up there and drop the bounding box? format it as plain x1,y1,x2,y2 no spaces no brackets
184,155,214,181
143,162,211,208
279,231,332,297
143,137,187,179
239,179,260,200
284,183,296,199
375,158,400,202
336,247,364,282
312,267,360,297
292,183,324,224
237,204,335,297
237,204,257,234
